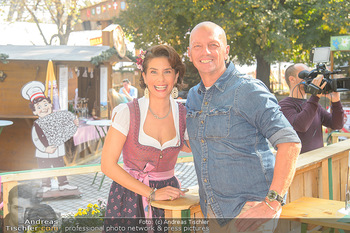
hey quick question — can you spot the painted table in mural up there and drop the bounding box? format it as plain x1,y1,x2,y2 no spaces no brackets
86,119,112,190
0,120,13,136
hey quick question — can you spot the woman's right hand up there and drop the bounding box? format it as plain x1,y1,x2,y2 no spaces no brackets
154,186,185,201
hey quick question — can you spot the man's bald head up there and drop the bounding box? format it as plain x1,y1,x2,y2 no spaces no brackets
190,21,228,47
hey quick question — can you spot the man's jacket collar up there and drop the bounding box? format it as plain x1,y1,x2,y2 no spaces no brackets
197,62,236,94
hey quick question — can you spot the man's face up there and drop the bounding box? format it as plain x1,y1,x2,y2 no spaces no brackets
293,64,310,92
8,197,33,226
122,81,129,89
33,99,52,118
295,64,309,83
188,24,229,78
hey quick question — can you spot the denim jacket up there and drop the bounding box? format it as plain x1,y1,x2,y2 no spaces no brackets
186,62,300,226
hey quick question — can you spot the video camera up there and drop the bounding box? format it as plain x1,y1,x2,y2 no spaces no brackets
298,47,350,96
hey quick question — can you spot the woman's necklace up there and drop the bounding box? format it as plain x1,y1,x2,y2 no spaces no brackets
148,105,171,120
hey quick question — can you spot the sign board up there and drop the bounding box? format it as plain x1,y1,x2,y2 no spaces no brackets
330,36,350,51
90,37,102,46
80,0,126,22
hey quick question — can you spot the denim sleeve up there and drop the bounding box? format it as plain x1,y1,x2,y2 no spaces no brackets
269,127,301,148
235,79,300,149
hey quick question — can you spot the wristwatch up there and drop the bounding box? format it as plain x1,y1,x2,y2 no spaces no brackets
266,190,283,204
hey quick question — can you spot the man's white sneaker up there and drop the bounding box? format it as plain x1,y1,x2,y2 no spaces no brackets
59,184,78,191
42,187,51,193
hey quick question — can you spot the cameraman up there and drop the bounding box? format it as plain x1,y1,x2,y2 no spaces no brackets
279,63,344,153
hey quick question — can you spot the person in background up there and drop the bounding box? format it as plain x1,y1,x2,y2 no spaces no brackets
102,45,191,232
24,204,58,231
186,21,301,232
279,63,344,153
2,184,39,233
119,79,138,101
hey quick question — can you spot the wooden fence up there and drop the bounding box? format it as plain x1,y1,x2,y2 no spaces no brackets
0,155,194,216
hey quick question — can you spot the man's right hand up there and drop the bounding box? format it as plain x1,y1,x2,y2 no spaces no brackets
311,76,327,98
326,91,341,102
45,145,57,153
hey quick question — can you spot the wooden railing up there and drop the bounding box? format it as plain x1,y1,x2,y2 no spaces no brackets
277,138,350,232
330,132,350,144
288,138,350,202
0,155,194,216
3,140,350,232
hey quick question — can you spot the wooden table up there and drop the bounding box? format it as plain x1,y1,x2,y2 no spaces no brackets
151,193,205,233
281,197,350,232
86,119,111,145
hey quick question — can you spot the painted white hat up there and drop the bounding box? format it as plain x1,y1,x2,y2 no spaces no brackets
21,81,46,102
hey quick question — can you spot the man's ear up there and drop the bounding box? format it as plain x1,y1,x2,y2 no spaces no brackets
288,76,296,85
32,110,38,116
187,47,192,62
225,45,230,60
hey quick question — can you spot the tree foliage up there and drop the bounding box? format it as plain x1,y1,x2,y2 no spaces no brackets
286,0,350,65
117,0,349,90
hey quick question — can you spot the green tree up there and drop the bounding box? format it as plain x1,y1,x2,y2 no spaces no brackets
116,0,200,89
117,0,295,90
286,0,350,65
222,0,295,90
117,0,349,90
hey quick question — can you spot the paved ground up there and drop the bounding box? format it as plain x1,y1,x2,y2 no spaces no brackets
25,151,198,217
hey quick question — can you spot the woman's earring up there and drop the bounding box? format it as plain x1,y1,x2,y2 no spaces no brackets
171,86,178,99
144,87,149,98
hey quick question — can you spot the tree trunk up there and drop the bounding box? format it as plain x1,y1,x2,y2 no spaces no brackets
256,54,271,92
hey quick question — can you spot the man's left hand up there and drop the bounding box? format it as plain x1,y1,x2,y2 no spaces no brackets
326,91,341,102
234,200,281,232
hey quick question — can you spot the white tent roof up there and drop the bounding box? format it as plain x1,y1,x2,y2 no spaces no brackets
0,45,113,62
0,22,58,45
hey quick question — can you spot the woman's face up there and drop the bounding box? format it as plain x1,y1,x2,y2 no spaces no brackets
142,56,178,99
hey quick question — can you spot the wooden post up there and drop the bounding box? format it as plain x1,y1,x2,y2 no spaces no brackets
322,159,330,199
3,181,18,216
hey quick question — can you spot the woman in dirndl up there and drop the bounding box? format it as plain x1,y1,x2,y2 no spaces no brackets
101,44,191,233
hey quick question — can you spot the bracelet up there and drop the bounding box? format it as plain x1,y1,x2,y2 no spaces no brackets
264,200,277,212
148,188,157,202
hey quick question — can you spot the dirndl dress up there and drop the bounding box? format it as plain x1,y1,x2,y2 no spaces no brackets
104,99,186,233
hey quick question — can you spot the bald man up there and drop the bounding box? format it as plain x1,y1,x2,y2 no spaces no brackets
279,63,344,153
185,21,301,232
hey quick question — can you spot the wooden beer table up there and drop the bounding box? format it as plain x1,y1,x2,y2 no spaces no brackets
281,196,350,232
151,193,205,233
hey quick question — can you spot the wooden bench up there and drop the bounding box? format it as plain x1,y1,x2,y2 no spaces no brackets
281,196,350,233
